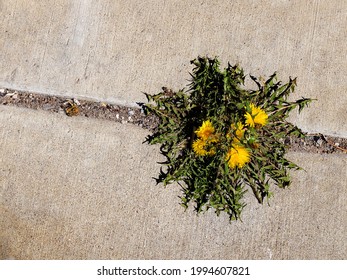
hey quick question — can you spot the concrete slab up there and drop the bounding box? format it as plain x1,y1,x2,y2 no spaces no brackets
1,106,346,259
0,0,346,137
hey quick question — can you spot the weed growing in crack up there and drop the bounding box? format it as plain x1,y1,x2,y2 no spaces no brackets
142,56,313,221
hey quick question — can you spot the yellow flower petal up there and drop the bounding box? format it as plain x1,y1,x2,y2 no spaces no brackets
226,145,251,169
244,103,268,127
192,138,208,156
195,120,215,140
232,121,245,142
253,110,268,126
244,112,255,127
192,138,216,156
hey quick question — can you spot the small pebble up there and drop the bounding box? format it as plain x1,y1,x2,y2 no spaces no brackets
42,104,55,110
316,139,323,146
0,88,6,94
73,98,80,105
128,110,134,116
116,114,119,119
335,143,339,147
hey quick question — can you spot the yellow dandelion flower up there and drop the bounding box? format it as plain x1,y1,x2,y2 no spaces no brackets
195,120,215,140
226,144,251,169
244,103,268,127
192,138,216,156
192,138,208,156
231,122,245,142
235,122,244,139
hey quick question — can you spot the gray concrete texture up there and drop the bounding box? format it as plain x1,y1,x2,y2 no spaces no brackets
0,0,346,137
1,106,346,259
0,0,346,259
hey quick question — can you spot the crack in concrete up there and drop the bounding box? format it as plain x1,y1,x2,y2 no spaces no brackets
1,87,346,155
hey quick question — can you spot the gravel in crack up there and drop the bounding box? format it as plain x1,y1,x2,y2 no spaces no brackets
1,87,346,154
0,88,158,130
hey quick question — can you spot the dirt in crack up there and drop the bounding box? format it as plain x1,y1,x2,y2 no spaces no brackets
0,88,158,130
1,87,346,154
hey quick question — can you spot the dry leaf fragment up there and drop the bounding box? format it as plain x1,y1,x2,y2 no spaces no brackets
64,100,79,116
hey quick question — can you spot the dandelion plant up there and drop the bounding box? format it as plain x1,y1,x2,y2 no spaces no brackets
142,56,313,221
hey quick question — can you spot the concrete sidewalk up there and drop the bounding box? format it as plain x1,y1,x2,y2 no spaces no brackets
0,0,346,259
0,0,346,137
0,106,346,259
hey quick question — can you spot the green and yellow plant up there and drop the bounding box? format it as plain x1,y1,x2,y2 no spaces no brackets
142,56,313,221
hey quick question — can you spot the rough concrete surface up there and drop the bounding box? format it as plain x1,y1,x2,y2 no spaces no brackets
0,0,347,260
0,106,346,260
0,0,346,137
